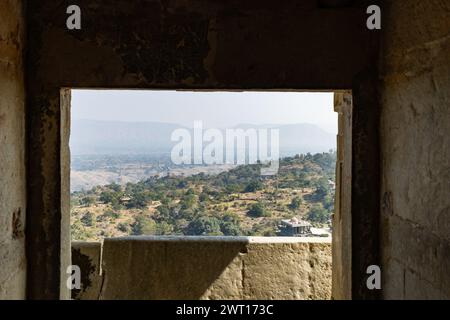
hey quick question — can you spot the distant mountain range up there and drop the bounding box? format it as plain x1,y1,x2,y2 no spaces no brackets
70,119,336,156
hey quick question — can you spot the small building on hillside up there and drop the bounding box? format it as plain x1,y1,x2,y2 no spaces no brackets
119,196,132,205
278,217,312,237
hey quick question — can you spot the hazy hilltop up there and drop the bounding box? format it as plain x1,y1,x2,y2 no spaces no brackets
70,119,336,156
70,120,182,155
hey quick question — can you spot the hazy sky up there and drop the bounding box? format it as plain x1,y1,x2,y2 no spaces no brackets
71,90,337,134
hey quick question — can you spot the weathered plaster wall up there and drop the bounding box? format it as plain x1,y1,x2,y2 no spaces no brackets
28,0,377,89
72,237,331,300
0,0,26,299
379,0,450,299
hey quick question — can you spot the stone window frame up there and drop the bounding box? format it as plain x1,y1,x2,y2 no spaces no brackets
25,1,381,300
59,89,355,300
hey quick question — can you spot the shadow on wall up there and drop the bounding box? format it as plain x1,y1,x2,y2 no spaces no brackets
72,237,332,300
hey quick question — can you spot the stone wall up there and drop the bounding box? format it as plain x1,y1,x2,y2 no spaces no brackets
379,0,450,299
72,237,331,300
1,0,448,301
0,0,26,299
26,0,379,299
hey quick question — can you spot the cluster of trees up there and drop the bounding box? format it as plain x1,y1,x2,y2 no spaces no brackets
307,204,330,224
129,210,243,237
71,151,336,239
247,202,271,218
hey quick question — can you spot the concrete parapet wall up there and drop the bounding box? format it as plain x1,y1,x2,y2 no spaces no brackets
72,237,331,300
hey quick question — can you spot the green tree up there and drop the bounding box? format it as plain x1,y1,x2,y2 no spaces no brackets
80,211,94,227
127,191,151,209
322,194,334,212
247,202,271,218
117,222,130,233
155,205,170,221
180,194,196,209
288,197,302,210
155,221,174,235
306,204,330,224
99,190,119,204
103,209,120,219
131,215,157,235
80,196,96,207
186,216,223,236
199,192,209,203
244,180,263,193
312,177,329,201
177,180,188,189
107,182,122,192
71,220,95,241
225,184,241,193
220,212,242,236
